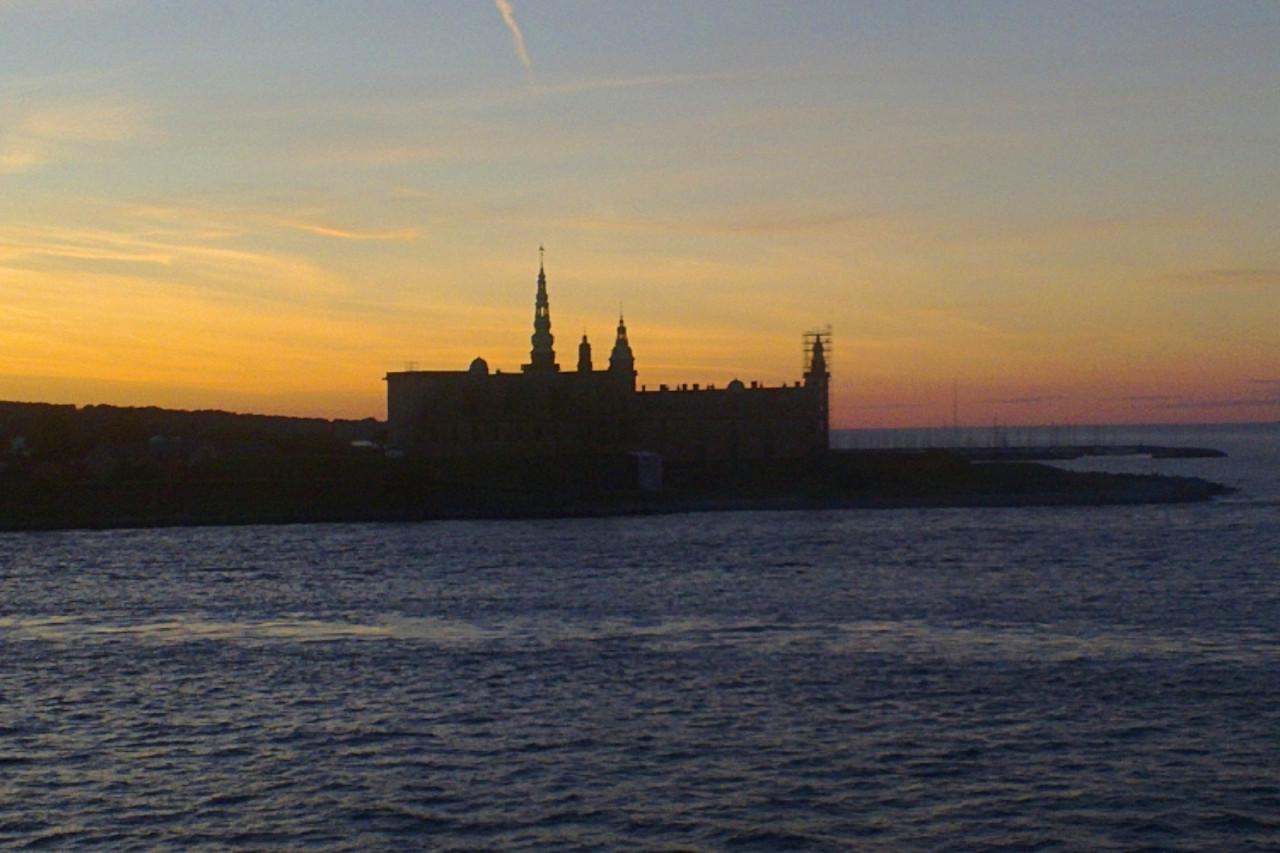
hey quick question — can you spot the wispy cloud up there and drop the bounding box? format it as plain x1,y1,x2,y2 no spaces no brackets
0,139,43,172
494,206,888,241
1100,388,1280,411
2,224,175,266
848,401,925,410
494,0,532,80
1165,268,1280,288
1158,396,1280,409
110,196,421,244
0,220,351,301
0,98,146,173
533,71,732,97
269,218,419,242
299,143,461,168
983,395,1068,405
19,101,140,142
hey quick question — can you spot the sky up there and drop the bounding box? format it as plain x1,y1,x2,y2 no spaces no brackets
1,1,1278,428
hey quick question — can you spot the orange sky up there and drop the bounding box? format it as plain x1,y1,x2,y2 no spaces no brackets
2,3,1277,427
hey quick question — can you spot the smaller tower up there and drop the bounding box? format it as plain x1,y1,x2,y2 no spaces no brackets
577,333,593,372
804,329,831,452
608,313,636,390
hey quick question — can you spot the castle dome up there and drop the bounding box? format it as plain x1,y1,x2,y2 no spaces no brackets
468,356,490,375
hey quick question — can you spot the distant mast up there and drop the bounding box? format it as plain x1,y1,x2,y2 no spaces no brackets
952,377,960,440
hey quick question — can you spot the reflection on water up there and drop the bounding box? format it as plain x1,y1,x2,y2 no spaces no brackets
1,615,391,642
5,613,1274,667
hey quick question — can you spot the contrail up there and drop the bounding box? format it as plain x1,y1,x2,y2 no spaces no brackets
494,0,532,76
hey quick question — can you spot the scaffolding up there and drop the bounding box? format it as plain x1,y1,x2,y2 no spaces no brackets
803,327,832,376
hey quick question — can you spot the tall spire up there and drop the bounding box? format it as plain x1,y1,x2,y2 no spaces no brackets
522,245,558,373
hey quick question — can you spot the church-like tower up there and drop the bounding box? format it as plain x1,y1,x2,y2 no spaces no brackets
608,313,636,390
522,247,558,373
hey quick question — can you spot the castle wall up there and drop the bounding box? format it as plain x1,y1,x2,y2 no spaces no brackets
387,371,826,462
635,383,826,461
386,369,637,457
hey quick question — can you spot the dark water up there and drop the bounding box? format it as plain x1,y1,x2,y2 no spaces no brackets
3,424,1278,851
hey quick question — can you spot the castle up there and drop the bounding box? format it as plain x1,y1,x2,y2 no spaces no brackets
385,253,829,463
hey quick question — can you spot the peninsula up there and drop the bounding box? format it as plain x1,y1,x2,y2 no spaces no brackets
0,257,1230,531
0,401,1229,532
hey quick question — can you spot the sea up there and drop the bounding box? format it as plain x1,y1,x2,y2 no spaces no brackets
2,422,1278,851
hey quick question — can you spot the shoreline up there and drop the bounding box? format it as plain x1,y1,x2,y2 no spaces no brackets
0,454,1232,533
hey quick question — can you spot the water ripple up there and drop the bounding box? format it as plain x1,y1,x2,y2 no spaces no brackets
2,484,1279,850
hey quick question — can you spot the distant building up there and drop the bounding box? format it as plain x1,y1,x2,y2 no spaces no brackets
385,254,829,462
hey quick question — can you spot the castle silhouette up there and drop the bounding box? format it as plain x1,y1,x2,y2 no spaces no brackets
386,252,829,462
